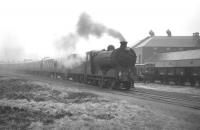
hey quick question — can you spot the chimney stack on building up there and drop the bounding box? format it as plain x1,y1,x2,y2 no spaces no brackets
166,29,172,37
193,32,200,44
193,32,199,39
149,30,155,37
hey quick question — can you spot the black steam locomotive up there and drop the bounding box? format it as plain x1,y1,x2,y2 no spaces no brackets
67,41,137,89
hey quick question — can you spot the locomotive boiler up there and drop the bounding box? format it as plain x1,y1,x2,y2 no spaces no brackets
92,43,136,72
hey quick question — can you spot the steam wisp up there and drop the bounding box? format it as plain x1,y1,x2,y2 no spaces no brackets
56,33,78,51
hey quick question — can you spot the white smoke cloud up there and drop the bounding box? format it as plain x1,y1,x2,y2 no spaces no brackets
55,33,79,51
0,35,25,62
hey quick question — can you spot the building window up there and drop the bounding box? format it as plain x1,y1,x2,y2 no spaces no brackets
153,47,158,50
139,54,141,64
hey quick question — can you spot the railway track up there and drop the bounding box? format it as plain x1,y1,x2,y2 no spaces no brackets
133,88,200,103
51,76,200,110
1,73,200,110
106,87,200,110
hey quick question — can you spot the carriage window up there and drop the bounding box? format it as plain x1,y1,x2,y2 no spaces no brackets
176,68,185,75
192,67,200,75
168,68,175,75
159,68,167,75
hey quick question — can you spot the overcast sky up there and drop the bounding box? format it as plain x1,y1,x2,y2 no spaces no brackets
0,0,199,61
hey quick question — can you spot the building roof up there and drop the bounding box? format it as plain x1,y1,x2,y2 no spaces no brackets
133,36,200,48
147,49,200,62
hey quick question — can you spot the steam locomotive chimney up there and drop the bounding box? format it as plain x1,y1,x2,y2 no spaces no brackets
120,41,128,49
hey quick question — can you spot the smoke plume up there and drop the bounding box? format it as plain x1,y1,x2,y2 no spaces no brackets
77,13,125,41
54,12,125,68
55,12,125,52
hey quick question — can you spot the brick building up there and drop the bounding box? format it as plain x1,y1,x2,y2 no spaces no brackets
133,32,200,64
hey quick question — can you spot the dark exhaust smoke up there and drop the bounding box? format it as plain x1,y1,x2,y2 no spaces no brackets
55,12,126,51
77,13,125,41
77,13,106,38
107,28,125,41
